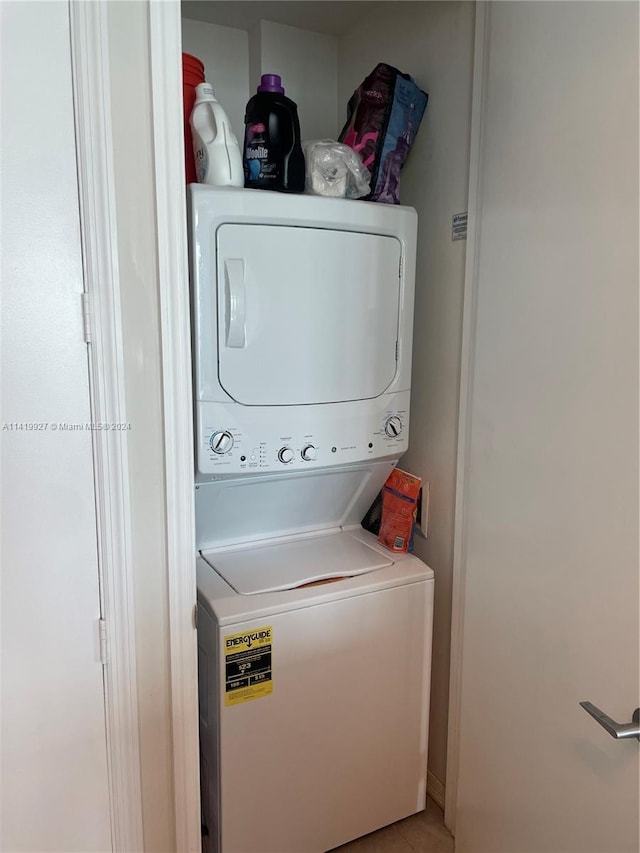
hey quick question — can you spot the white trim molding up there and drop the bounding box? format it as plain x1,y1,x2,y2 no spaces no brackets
427,771,446,811
69,1,144,850
445,0,490,836
148,3,201,852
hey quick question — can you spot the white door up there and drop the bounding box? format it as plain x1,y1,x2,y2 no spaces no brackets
453,3,639,851
1,2,112,851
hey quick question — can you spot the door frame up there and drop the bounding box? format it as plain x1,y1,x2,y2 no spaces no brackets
444,0,490,833
70,0,201,848
69,2,144,849
71,1,200,849
148,2,201,850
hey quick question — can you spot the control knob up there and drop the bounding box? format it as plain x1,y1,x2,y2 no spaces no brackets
210,430,234,454
301,444,317,461
278,446,294,464
384,416,403,438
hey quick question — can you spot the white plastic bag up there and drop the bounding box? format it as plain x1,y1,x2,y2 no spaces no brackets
302,140,371,199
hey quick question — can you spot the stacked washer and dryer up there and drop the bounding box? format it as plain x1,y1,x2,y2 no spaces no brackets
189,186,434,853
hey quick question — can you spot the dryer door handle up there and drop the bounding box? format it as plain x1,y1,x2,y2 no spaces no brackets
224,259,246,348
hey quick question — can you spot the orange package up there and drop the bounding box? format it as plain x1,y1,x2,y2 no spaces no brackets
377,468,422,553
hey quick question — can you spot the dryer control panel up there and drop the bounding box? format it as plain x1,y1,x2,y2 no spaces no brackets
196,392,410,479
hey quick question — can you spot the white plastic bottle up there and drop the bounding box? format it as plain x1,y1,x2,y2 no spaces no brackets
190,83,243,187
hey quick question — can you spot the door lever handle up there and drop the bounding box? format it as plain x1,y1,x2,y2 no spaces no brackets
580,702,640,741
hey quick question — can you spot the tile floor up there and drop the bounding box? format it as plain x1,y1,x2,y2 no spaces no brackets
332,798,454,853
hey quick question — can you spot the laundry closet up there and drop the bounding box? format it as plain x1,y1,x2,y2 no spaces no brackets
177,3,640,852
180,1,475,823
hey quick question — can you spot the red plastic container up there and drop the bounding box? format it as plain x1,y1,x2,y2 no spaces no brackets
182,52,205,184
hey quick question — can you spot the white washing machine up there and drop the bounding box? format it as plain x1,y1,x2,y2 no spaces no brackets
197,527,433,853
190,187,434,853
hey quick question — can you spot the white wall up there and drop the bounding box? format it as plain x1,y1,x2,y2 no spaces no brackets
181,17,338,148
107,4,175,850
256,19,339,141
181,18,249,145
1,3,112,849
2,4,178,850
339,1,475,791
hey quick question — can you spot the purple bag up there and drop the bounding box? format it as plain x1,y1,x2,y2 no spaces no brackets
339,63,428,204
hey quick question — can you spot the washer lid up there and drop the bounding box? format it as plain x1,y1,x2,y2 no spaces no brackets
201,531,394,595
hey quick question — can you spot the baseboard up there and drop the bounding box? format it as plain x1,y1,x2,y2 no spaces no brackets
427,770,446,810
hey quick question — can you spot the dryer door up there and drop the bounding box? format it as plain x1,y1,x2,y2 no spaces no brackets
216,225,402,406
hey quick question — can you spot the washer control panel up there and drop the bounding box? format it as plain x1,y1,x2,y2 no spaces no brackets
210,430,234,454
301,444,317,461
278,446,295,464
196,394,410,478
384,416,403,438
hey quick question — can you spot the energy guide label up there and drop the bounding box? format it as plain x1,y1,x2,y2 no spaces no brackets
224,626,273,706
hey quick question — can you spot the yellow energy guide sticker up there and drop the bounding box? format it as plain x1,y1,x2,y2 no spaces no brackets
224,626,273,706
